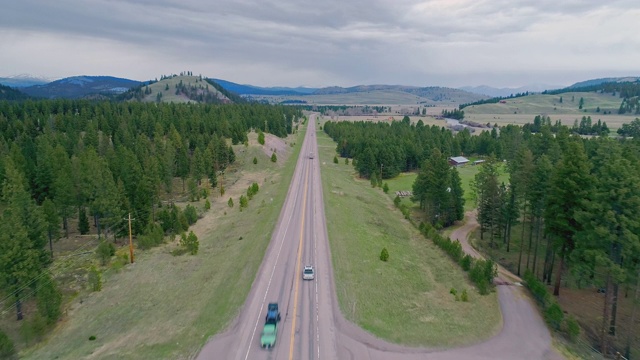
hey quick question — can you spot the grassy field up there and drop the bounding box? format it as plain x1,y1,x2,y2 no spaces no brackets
463,92,638,132
317,127,501,347
379,161,509,216
252,88,483,106
20,128,305,359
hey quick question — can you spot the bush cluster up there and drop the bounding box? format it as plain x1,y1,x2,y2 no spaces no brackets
523,270,580,340
88,266,102,292
0,328,15,359
380,247,389,262
157,204,190,235
419,222,496,295
96,241,116,265
184,204,199,225
180,231,199,255
247,182,259,200
137,223,165,250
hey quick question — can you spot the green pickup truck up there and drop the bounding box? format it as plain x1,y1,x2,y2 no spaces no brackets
260,322,277,349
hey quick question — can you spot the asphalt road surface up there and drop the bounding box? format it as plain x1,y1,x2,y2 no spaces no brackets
197,116,562,360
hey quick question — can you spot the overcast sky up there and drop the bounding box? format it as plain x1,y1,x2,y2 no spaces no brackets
1,0,639,88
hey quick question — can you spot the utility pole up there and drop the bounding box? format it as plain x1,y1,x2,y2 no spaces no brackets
126,213,135,264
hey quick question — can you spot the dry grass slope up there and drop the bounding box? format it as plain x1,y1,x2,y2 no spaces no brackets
20,127,305,360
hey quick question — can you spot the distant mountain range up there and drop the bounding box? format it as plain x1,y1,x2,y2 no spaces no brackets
211,80,487,103
0,74,53,88
1,74,638,102
211,79,317,96
19,76,141,99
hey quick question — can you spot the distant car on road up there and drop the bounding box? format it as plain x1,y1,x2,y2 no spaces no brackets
303,265,314,280
309,152,314,159
260,322,277,349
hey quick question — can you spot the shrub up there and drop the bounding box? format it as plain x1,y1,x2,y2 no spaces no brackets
523,270,549,307
449,288,457,296
470,260,491,295
239,195,248,210
137,223,165,250
228,197,234,207
393,195,401,207
204,199,211,211
461,289,469,302
178,211,189,231
380,247,389,262
271,153,277,162
89,335,96,341
382,183,389,193
36,274,62,325
253,156,258,164
96,241,115,265
564,315,580,341
184,204,198,225
188,178,200,201
180,231,199,255
88,266,102,292
0,328,15,359
460,254,473,271
20,313,47,344
333,156,338,164
544,303,564,330
258,130,265,145
345,158,349,165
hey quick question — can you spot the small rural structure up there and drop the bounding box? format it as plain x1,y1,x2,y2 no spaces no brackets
472,159,485,165
449,156,469,167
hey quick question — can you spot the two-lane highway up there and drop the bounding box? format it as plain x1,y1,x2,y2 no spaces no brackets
198,115,336,360
198,115,560,360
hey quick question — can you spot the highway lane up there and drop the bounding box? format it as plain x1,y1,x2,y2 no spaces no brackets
197,115,336,360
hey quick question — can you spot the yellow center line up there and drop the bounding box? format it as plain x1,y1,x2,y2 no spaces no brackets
289,161,310,360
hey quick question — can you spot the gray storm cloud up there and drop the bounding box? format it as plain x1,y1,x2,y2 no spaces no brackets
1,0,639,87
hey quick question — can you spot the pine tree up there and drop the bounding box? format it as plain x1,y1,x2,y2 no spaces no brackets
573,141,640,346
545,141,594,296
78,207,90,234
0,159,50,320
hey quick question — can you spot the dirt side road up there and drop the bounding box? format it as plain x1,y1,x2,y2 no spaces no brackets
332,210,564,360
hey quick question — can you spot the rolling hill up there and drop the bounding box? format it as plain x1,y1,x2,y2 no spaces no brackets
120,75,239,104
21,76,141,99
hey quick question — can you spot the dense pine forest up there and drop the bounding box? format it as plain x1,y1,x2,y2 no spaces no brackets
324,115,640,355
0,99,300,351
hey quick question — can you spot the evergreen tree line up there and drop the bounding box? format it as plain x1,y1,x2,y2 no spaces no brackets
324,119,524,179
543,81,640,99
618,96,640,115
459,92,531,109
617,118,640,138
300,105,391,116
471,138,640,355
572,116,610,136
441,108,465,120
0,99,299,324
